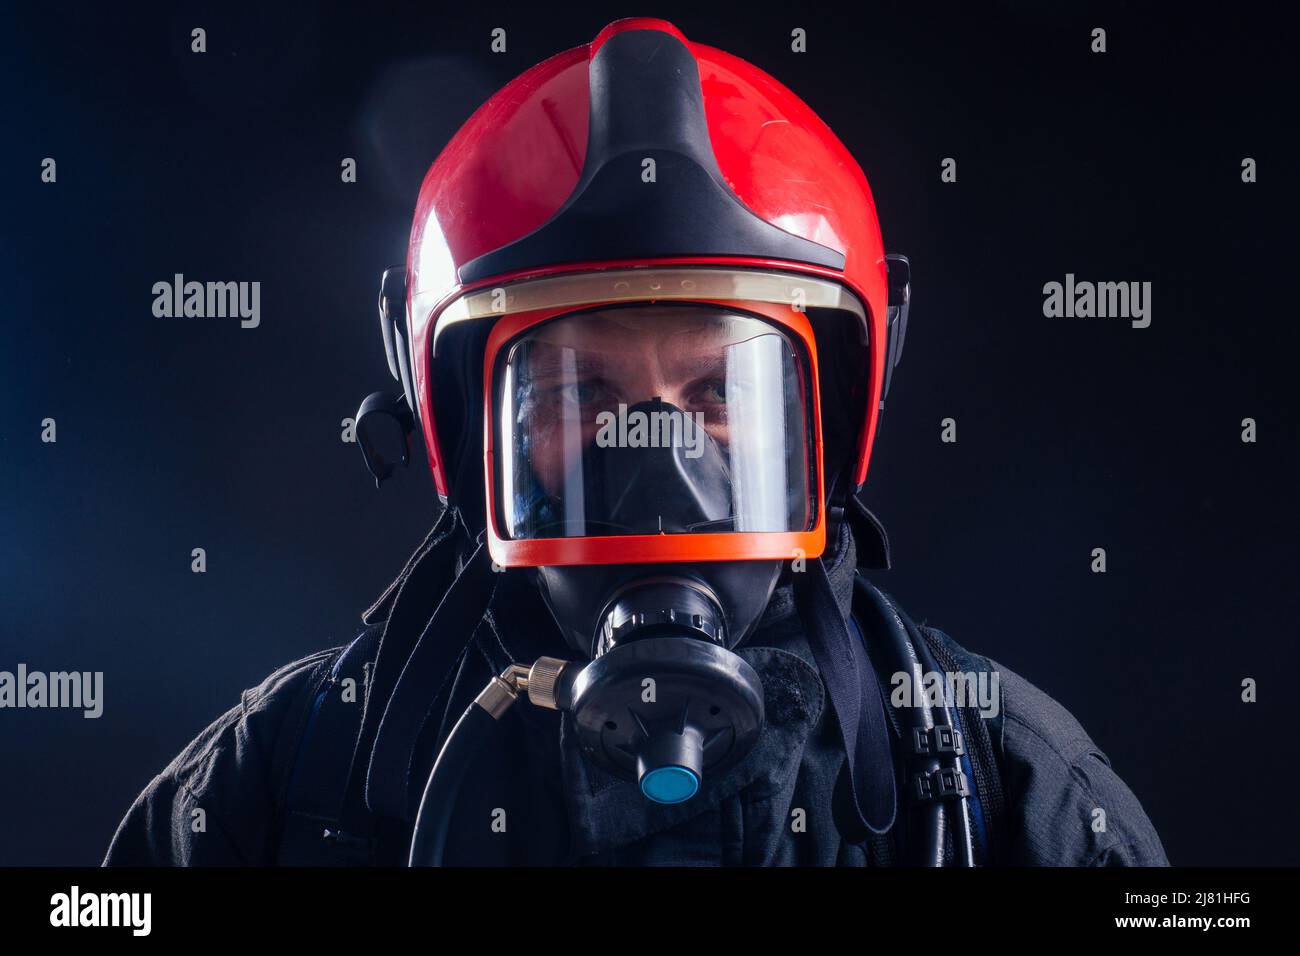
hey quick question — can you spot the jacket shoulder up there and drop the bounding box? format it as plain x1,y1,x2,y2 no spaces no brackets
916,626,1167,865
981,645,1167,865
102,638,366,866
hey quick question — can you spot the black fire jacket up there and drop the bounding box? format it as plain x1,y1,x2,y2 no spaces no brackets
103,514,1168,867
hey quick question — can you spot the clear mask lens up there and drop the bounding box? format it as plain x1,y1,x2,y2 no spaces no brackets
495,305,815,540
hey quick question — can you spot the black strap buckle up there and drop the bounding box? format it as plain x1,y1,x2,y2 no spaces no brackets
321,826,376,864
912,725,965,757
913,767,970,802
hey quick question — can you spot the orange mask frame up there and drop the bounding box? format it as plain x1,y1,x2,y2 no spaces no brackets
483,298,827,568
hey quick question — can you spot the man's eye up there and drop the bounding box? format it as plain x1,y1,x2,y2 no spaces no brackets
558,381,602,405
696,380,727,403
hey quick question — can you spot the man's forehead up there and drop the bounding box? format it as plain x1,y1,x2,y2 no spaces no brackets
527,306,769,352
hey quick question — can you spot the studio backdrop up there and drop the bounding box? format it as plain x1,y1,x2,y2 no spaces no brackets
1,1,1296,865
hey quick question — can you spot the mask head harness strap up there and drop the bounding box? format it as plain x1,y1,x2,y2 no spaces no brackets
791,531,897,837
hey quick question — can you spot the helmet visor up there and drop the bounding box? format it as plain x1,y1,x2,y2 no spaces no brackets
494,304,816,541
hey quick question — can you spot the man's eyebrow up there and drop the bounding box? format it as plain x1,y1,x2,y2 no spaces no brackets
667,352,728,378
523,344,612,375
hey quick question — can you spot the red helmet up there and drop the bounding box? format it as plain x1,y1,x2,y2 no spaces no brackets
374,18,910,567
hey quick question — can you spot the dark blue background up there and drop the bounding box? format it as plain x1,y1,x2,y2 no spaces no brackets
1,1,1295,865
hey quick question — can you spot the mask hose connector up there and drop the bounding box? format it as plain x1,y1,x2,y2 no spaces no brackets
408,658,573,867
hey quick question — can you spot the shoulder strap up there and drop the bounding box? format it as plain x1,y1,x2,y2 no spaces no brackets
365,538,500,823
270,507,477,866
274,625,383,865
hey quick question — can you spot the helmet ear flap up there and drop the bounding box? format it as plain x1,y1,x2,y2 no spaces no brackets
880,253,911,402
379,266,418,418
354,267,418,488
378,267,402,381
863,253,912,475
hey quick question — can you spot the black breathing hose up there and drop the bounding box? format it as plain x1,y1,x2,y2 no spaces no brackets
927,680,977,867
406,600,978,867
907,621,977,867
856,579,978,866
408,677,518,867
